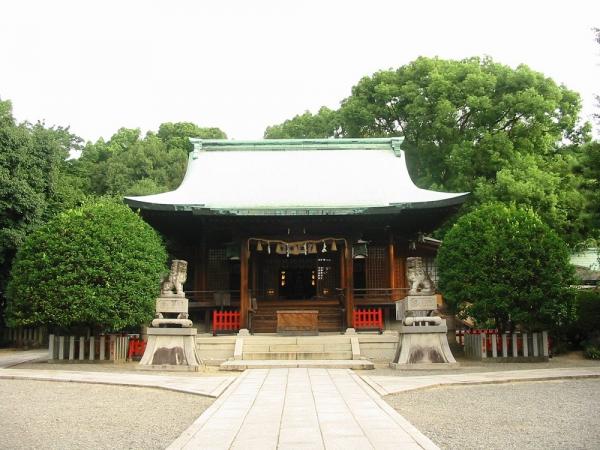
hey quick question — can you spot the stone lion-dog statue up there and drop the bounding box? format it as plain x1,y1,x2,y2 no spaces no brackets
406,256,434,295
160,259,188,297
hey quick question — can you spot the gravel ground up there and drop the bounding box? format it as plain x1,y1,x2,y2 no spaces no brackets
0,379,213,450
386,379,600,450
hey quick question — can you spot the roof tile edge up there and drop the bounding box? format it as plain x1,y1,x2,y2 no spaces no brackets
189,137,405,155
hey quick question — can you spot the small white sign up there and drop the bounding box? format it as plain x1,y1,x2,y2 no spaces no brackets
156,298,188,313
406,295,437,311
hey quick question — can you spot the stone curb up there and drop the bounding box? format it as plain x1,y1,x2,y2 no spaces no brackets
0,368,236,398
167,370,251,449
361,368,600,396
348,370,440,450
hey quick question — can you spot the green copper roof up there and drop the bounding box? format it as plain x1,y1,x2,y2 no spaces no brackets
125,137,468,214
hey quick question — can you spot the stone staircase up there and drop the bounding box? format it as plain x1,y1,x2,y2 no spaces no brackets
219,334,375,370
242,335,352,360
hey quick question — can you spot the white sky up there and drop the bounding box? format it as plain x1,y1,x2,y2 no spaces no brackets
1,0,599,142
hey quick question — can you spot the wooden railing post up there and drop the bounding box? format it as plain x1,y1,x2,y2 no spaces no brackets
345,242,354,328
240,239,249,329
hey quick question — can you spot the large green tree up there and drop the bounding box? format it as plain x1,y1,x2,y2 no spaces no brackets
74,122,227,196
264,107,340,139
0,99,84,292
5,199,167,332
265,57,592,244
437,203,576,332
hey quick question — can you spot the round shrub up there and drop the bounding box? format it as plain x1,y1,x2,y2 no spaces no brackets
437,203,575,332
5,199,167,332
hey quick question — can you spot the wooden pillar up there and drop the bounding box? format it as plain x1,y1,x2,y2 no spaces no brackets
345,241,354,328
240,239,250,329
251,252,258,298
194,235,207,292
388,233,396,291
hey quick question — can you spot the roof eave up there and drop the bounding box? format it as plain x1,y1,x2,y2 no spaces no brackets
123,193,469,216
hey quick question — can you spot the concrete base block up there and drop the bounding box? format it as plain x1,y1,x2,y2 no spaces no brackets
139,328,201,370
391,321,458,368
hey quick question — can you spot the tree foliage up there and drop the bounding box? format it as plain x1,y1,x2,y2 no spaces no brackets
264,107,339,139
0,99,84,292
5,199,167,332
265,57,593,244
437,204,576,332
73,122,227,196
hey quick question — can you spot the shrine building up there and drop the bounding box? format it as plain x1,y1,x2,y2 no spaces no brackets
125,138,468,334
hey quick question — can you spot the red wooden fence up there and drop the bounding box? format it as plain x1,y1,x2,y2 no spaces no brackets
127,337,147,361
353,308,383,332
213,310,241,335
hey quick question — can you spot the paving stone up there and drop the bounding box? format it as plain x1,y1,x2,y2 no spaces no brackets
168,368,439,449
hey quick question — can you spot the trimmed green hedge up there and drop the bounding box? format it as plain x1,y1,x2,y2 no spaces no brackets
5,199,167,332
437,203,575,332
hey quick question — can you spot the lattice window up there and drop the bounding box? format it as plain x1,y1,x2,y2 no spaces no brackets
366,246,386,289
207,247,229,290
423,257,439,287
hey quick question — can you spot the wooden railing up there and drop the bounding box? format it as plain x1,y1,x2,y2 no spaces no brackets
463,330,549,360
2,326,47,348
212,311,241,335
353,308,383,332
337,288,410,304
48,334,130,362
187,287,410,307
186,290,240,308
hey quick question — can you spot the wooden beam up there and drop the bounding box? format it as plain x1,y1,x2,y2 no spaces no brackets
240,239,250,329
388,233,396,290
345,241,354,328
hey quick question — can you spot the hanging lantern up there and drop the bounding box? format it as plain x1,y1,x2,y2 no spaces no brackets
322,242,327,253
267,242,271,254
331,240,337,252
352,241,368,259
286,243,290,258
303,243,308,255
225,242,240,261
257,241,263,252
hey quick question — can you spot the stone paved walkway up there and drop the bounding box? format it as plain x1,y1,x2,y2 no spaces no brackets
169,368,438,450
361,367,600,396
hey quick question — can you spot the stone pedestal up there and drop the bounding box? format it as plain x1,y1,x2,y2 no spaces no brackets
390,322,457,369
138,328,201,371
138,259,201,371
392,292,457,369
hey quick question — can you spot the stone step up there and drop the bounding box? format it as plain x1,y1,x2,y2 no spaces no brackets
220,359,375,370
241,335,352,344
242,343,351,353
242,351,353,360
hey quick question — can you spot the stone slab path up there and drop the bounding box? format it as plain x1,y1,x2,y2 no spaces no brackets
361,367,600,396
169,368,438,450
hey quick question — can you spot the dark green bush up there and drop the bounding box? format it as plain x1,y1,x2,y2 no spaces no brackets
575,290,600,339
583,345,600,360
5,199,167,332
437,203,576,332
